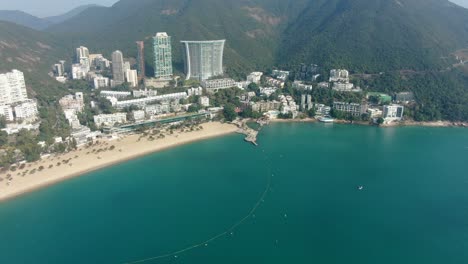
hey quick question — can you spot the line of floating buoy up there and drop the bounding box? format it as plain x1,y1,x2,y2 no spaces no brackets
123,151,275,264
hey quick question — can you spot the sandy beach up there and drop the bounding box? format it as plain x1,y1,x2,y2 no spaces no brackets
0,122,238,202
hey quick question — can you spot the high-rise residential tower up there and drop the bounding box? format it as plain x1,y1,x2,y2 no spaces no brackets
153,32,173,79
112,50,125,86
76,46,89,63
0,69,28,105
181,40,225,81
136,41,145,82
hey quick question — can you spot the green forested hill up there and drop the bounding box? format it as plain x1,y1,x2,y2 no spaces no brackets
279,0,468,72
0,21,69,100
47,0,468,75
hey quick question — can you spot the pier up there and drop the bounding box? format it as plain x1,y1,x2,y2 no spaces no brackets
233,120,260,146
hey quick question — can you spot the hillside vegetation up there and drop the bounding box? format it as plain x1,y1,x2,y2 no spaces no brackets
0,21,69,101
47,0,468,75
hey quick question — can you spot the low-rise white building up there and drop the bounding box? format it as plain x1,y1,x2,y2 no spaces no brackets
333,101,368,117
145,103,170,116
63,109,82,129
329,69,350,83
72,64,89,80
59,93,85,112
132,110,146,121
187,87,203,96
0,104,14,121
272,70,290,81
332,82,360,92
115,93,187,109
100,90,131,99
201,78,236,93
199,96,210,107
247,72,263,84
367,108,383,118
93,76,110,89
94,113,127,128
383,105,404,123
14,100,38,121
133,89,158,98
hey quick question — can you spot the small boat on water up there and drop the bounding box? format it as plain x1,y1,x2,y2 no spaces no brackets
318,116,335,123
358,186,364,190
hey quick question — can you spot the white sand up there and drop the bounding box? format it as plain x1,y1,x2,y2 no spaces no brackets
0,122,238,202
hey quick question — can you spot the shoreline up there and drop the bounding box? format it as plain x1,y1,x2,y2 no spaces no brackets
0,122,238,202
270,118,467,128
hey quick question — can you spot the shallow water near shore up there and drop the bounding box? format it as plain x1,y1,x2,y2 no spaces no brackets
1,123,468,264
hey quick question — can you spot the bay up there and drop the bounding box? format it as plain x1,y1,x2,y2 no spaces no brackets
0,123,467,264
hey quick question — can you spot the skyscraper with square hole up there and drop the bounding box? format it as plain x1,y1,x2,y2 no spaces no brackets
153,32,173,79
181,40,225,81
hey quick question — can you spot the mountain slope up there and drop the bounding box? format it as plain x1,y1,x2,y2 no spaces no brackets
47,0,468,75
0,21,69,100
44,4,100,24
0,10,52,30
279,0,468,72
47,0,313,77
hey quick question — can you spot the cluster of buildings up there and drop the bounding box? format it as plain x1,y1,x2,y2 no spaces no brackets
0,70,38,129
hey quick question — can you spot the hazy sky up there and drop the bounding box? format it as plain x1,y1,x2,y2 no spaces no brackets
0,0,467,17
0,0,119,17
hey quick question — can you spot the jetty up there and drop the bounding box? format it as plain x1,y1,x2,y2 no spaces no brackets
233,120,259,146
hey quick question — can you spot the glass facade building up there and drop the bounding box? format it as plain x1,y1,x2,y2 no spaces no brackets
181,40,225,81
153,32,173,79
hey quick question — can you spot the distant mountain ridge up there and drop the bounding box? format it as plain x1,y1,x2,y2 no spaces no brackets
0,4,100,31
46,0,468,75
44,4,100,24
0,10,52,30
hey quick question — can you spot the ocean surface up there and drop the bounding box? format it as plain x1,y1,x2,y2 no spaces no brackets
1,123,468,264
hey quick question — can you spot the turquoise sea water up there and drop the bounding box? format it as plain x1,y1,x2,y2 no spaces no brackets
1,123,468,264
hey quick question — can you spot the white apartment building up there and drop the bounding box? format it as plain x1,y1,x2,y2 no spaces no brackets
199,96,210,107
329,69,350,83
272,70,290,81
100,90,131,99
132,110,146,121
0,105,14,121
14,100,38,121
54,63,64,77
247,72,263,84
63,109,81,129
59,93,84,112
76,46,89,62
201,78,236,93
0,69,28,105
383,105,404,123
94,113,127,128
145,103,170,115
125,69,139,87
333,101,367,117
133,89,158,98
72,64,89,80
367,108,383,118
187,87,203,96
93,76,110,89
115,93,187,109
332,82,359,92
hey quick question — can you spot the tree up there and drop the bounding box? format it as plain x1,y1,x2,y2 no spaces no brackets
0,116,6,129
247,83,260,96
223,104,238,122
377,117,385,125
188,104,202,113
307,108,316,118
0,131,8,147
